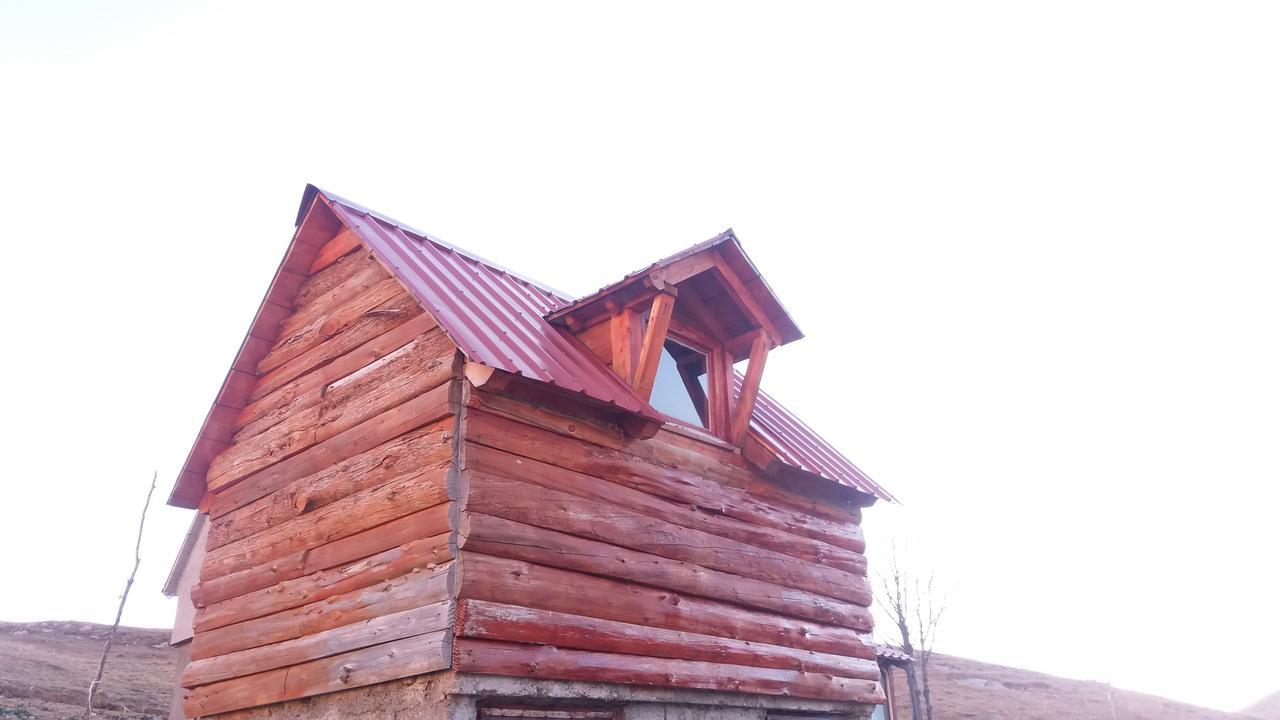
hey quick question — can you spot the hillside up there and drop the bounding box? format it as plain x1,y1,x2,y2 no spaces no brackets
889,652,1265,720
0,621,171,720
0,620,1272,720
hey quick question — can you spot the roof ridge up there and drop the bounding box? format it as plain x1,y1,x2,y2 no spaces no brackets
304,184,575,303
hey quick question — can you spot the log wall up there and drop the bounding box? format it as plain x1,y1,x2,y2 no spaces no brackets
453,383,885,705
179,236,461,717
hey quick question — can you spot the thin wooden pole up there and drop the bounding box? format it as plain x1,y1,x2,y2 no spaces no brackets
84,471,157,720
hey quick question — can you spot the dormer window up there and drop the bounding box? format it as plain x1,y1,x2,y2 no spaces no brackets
650,339,709,428
549,230,802,446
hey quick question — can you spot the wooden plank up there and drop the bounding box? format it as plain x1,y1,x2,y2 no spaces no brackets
189,561,453,662
236,313,439,433
250,293,423,402
466,389,624,453
459,514,873,630
184,599,450,688
309,228,363,274
186,631,450,717
457,553,876,659
202,471,449,581
730,331,770,445
464,442,864,574
465,410,866,555
457,600,881,680
609,308,640,382
196,531,451,632
453,639,883,703
631,292,676,399
466,471,870,605
210,329,455,492
208,418,453,551
209,381,454,516
195,511,452,607
257,276,406,376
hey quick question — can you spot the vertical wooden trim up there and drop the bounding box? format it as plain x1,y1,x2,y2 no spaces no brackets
729,332,770,445
707,346,732,437
631,293,676,400
609,308,641,384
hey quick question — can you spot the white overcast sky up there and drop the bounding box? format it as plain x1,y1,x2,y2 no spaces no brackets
1,1,1277,713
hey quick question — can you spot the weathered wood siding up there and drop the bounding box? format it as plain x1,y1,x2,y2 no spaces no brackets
453,384,885,704
179,237,461,717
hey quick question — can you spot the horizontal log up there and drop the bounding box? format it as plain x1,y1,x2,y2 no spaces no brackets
453,639,884,703
458,553,875,659
466,470,870,605
195,511,452,607
292,249,381,316
457,599,880,680
459,514,873,631
210,329,455,492
186,630,450,717
250,292,422,402
210,382,454,516
258,275,404,376
196,533,451,632
209,418,453,551
203,474,449,581
466,411,865,555
184,599,450,688
309,228,363,274
236,312,440,436
465,443,866,575
190,560,453,662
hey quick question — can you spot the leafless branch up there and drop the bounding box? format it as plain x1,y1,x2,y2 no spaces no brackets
84,471,157,720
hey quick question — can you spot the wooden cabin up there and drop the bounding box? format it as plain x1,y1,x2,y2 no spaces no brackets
163,186,897,720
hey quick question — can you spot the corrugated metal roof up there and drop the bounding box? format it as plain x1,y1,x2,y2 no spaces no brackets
874,645,914,665
738,373,895,502
318,191,662,421
169,185,892,508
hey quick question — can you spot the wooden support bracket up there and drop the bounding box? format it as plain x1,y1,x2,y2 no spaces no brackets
729,331,770,445
631,292,677,400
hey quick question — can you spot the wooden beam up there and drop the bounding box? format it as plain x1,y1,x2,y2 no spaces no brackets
609,307,641,384
711,255,782,345
631,292,676,400
730,331,770,445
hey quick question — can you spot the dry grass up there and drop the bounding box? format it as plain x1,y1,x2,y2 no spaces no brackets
0,621,171,720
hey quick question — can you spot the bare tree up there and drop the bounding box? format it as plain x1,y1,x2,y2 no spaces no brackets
84,471,157,720
877,545,948,720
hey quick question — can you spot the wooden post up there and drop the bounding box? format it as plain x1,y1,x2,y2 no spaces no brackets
610,307,641,385
631,292,676,400
729,331,770,445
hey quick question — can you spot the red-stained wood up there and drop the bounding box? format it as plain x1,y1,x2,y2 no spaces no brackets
258,276,406,375
209,329,455,493
190,561,453,662
186,631,451,717
459,513,873,631
465,471,870,605
457,553,876,659
196,532,451,632
308,229,363,274
209,381,454,516
202,473,450,581
195,512,452,607
631,292,676,399
609,307,641,383
208,419,454,551
730,331,770,445
184,599,451,688
249,293,423,402
457,599,880,680
464,442,865,575
236,313,440,434
465,410,866,555
452,639,883,703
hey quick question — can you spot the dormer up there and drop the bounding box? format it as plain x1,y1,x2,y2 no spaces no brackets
549,230,802,446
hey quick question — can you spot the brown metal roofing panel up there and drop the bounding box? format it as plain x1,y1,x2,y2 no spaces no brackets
319,193,663,421
737,374,895,502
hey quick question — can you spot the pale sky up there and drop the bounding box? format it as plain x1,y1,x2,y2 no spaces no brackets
1,1,1277,713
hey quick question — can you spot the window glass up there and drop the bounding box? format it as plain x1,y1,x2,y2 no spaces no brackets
649,339,708,427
